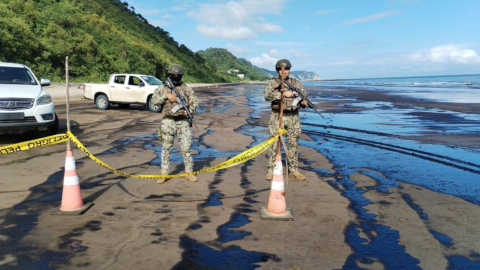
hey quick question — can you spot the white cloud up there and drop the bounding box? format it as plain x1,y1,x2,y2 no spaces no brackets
288,49,302,58
315,9,336,15
226,43,248,54
254,22,283,33
324,60,357,66
269,49,279,58
249,53,279,69
137,9,162,15
239,0,287,15
409,45,480,64
249,49,305,69
338,10,401,26
256,16,266,22
162,14,172,19
187,0,287,39
197,25,255,39
312,60,356,68
152,20,169,27
172,4,191,11
256,41,303,46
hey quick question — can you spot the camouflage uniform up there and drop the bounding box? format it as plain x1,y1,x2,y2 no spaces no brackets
264,77,307,173
151,82,199,174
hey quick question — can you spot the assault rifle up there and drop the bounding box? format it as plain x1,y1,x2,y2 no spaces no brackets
164,77,199,132
283,80,324,119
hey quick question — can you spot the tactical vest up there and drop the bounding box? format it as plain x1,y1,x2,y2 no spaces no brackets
271,77,303,111
162,82,190,117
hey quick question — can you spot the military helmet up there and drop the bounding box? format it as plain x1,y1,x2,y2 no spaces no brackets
275,59,292,70
167,64,184,75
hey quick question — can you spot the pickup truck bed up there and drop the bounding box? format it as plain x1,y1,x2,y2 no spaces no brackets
83,74,162,112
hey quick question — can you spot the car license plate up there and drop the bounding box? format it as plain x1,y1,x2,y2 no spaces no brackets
0,112,25,120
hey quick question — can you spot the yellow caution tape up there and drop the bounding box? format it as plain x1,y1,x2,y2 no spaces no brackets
0,133,69,155
67,129,286,179
0,129,286,179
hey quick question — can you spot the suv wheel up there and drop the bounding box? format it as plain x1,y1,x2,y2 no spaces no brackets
148,97,162,113
96,94,110,110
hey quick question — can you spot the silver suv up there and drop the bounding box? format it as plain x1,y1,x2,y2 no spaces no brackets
0,62,58,136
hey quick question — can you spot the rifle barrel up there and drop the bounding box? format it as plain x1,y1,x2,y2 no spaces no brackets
165,77,199,127
284,80,324,119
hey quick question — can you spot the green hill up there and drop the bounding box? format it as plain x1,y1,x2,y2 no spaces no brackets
257,67,278,78
196,48,268,81
257,67,321,81
0,0,225,83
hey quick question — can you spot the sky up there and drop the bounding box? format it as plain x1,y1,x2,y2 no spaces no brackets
128,0,480,79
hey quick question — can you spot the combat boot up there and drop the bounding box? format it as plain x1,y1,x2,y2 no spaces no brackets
185,174,197,182
289,171,306,181
157,171,169,184
265,172,273,181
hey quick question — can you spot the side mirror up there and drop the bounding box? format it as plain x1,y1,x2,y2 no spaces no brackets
138,81,145,87
40,79,51,87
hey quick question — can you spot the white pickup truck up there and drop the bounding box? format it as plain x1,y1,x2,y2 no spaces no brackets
83,74,162,112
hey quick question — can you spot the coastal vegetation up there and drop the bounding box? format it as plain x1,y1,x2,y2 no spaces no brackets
0,0,225,83
0,0,319,83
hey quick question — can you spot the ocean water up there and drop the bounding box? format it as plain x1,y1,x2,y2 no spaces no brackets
240,81,480,267
299,74,480,139
281,76,480,206
307,74,480,103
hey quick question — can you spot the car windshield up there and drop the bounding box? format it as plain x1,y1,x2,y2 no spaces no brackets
141,76,162,85
0,67,37,85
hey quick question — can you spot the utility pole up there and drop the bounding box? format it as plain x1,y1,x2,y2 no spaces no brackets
65,56,71,150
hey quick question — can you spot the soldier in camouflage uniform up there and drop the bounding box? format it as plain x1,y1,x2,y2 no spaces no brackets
264,59,308,181
151,64,199,184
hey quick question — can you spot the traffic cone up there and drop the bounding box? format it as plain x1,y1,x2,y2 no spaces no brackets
261,154,294,221
52,150,93,215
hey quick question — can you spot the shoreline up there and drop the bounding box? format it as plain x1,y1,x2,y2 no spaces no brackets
44,82,480,150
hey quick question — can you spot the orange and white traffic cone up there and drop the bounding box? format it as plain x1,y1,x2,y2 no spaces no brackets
261,154,294,221
52,150,93,215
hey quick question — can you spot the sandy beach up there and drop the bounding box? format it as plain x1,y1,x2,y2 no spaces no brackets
0,82,479,269
44,82,247,103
